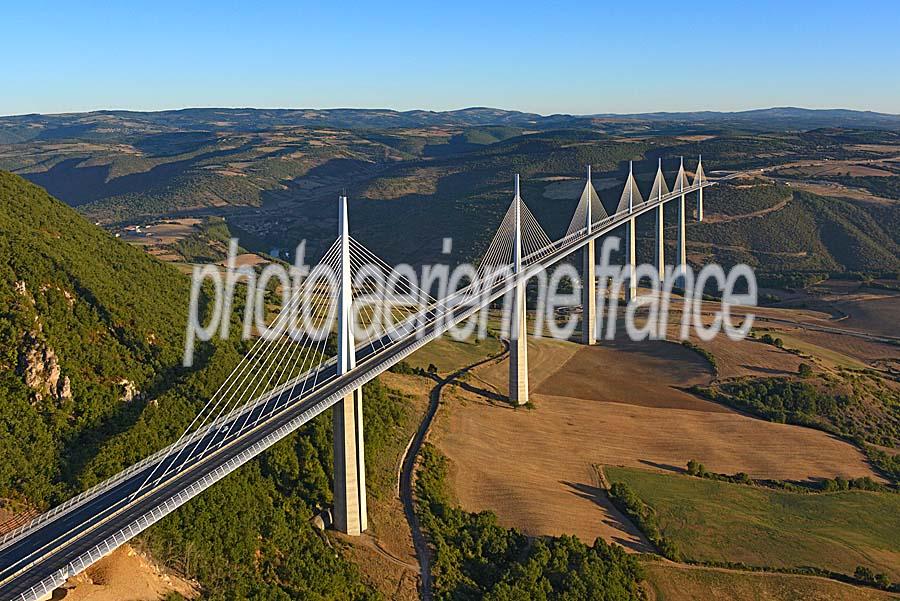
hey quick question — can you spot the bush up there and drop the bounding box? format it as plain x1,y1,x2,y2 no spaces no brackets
608,481,681,561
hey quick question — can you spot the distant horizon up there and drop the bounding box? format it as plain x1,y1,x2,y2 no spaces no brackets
3,104,899,120
4,1,898,117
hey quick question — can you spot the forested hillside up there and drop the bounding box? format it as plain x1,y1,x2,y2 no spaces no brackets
0,170,194,504
684,182,900,284
0,172,398,598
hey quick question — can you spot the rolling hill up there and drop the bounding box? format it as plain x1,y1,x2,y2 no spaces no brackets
0,170,405,598
0,170,195,505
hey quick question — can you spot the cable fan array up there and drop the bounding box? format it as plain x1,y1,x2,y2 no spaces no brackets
130,158,707,498
476,195,552,279
134,236,436,495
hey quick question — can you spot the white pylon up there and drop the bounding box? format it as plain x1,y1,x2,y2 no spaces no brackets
582,165,597,345
676,157,687,284
654,159,665,283
333,194,367,535
696,155,705,221
509,174,529,405
625,161,637,301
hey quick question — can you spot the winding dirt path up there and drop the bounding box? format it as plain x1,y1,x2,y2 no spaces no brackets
701,194,792,223
398,342,508,601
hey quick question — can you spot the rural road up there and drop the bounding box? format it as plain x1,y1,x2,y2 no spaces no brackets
398,341,509,601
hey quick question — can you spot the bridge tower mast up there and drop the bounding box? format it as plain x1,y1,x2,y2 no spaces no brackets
582,165,597,345
676,156,688,284
333,194,367,535
625,161,637,302
509,175,529,405
697,155,705,221
654,158,666,282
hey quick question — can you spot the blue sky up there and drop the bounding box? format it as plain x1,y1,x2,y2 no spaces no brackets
4,0,899,116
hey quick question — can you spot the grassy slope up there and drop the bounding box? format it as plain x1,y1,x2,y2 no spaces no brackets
406,335,503,374
606,466,900,580
644,562,900,601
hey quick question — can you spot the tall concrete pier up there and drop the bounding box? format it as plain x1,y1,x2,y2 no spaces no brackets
509,175,529,405
651,159,669,282
333,194,367,535
581,166,597,345
675,157,688,282
623,162,639,301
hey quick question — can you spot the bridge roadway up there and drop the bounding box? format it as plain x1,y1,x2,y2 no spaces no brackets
0,180,709,601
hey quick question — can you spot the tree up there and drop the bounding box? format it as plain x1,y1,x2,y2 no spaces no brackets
798,363,813,377
855,565,876,584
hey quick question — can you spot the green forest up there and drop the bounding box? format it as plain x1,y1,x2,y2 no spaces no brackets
415,443,645,600
0,171,408,598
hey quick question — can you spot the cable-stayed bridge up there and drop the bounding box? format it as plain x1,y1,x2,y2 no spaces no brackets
0,158,713,601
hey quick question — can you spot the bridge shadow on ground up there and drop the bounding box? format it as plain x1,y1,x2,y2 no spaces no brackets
559,480,653,553
448,379,511,407
638,459,684,474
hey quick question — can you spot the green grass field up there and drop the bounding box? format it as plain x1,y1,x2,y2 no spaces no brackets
406,333,503,374
606,466,900,581
643,562,899,601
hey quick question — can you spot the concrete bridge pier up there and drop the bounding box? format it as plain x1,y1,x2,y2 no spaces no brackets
676,158,688,285
655,204,665,283
509,175,530,405
332,389,366,535
582,166,597,345
624,161,638,302
582,239,596,344
333,194,367,535
625,216,637,301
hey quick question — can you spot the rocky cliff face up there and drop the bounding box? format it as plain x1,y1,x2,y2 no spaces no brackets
18,332,72,403
13,280,72,403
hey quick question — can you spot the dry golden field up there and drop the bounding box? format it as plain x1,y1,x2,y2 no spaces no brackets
432,336,880,547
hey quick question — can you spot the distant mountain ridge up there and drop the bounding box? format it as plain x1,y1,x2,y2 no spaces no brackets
589,107,900,129
2,106,899,144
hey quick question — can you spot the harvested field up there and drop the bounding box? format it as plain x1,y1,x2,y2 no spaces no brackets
218,252,269,267
777,163,894,177
535,339,721,412
433,338,879,548
781,328,899,367
689,334,805,379
755,329,869,371
475,337,579,394
684,297,898,370
783,180,896,205
845,144,900,153
834,295,900,338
